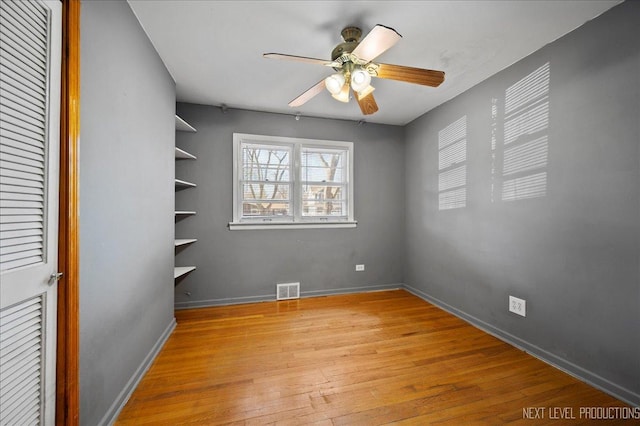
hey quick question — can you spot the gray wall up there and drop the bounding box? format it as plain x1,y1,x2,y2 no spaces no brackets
174,105,405,307
80,1,176,424
404,1,639,404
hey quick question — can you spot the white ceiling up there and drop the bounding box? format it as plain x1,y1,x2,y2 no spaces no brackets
128,0,621,126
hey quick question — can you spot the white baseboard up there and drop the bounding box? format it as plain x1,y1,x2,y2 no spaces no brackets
301,283,402,298
175,293,275,310
174,283,403,310
404,284,640,407
98,318,177,426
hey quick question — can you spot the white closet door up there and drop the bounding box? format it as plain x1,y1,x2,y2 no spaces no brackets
0,1,62,424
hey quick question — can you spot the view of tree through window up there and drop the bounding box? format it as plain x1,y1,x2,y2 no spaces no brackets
242,145,291,217
301,148,346,217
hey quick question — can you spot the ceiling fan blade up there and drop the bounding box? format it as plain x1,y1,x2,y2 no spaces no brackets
355,92,379,115
264,53,340,68
373,63,445,87
351,25,402,62
289,80,326,107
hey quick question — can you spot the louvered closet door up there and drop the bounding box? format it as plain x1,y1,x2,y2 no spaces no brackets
0,1,62,425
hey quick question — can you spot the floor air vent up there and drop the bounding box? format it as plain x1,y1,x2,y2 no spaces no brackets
276,282,300,300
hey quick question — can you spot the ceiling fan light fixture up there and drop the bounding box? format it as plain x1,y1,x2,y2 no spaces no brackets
332,83,350,103
325,73,346,95
350,67,372,93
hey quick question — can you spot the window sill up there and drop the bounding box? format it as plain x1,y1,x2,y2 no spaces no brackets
228,221,358,230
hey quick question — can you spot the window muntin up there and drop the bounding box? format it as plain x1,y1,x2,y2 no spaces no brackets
232,134,354,228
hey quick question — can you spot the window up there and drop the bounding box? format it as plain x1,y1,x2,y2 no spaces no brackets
230,134,356,230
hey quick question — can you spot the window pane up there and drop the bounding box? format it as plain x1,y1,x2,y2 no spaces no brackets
243,166,290,181
242,202,290,217
302,184,345,217
302,184,343,200
301,148,346,183
242,145,290,182
240,143,292,218
243,183,290,201
302,200,346,216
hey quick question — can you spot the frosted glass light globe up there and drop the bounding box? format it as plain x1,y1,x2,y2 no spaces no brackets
350,68,372,93
325,73,346,95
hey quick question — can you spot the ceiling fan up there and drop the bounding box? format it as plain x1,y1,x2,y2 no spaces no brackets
264,25,445,115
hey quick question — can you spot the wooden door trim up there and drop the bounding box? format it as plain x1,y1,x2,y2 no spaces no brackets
57,0,80,424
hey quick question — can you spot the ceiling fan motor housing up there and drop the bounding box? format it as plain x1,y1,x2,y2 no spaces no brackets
331,26,362,61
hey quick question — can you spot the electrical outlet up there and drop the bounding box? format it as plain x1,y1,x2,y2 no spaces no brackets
509,295,526,317
355,264,365,271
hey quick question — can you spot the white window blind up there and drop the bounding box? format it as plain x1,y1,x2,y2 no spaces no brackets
0,0,50,272
231,134,355,229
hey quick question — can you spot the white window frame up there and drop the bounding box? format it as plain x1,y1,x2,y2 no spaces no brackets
230,133,356,230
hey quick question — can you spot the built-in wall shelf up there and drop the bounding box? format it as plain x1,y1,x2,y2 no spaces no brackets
175,115,196,133
174,266,196,279
175,114,197,284
175,238,197,247
175,147,196,160
175,178,196,189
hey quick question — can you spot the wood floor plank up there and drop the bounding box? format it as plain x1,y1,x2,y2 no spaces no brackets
115,290,632,425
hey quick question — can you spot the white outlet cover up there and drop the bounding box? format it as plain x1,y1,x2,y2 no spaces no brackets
509,295,526,317
355,264,365,271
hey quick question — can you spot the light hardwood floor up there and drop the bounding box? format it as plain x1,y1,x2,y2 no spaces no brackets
116,290,632,425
